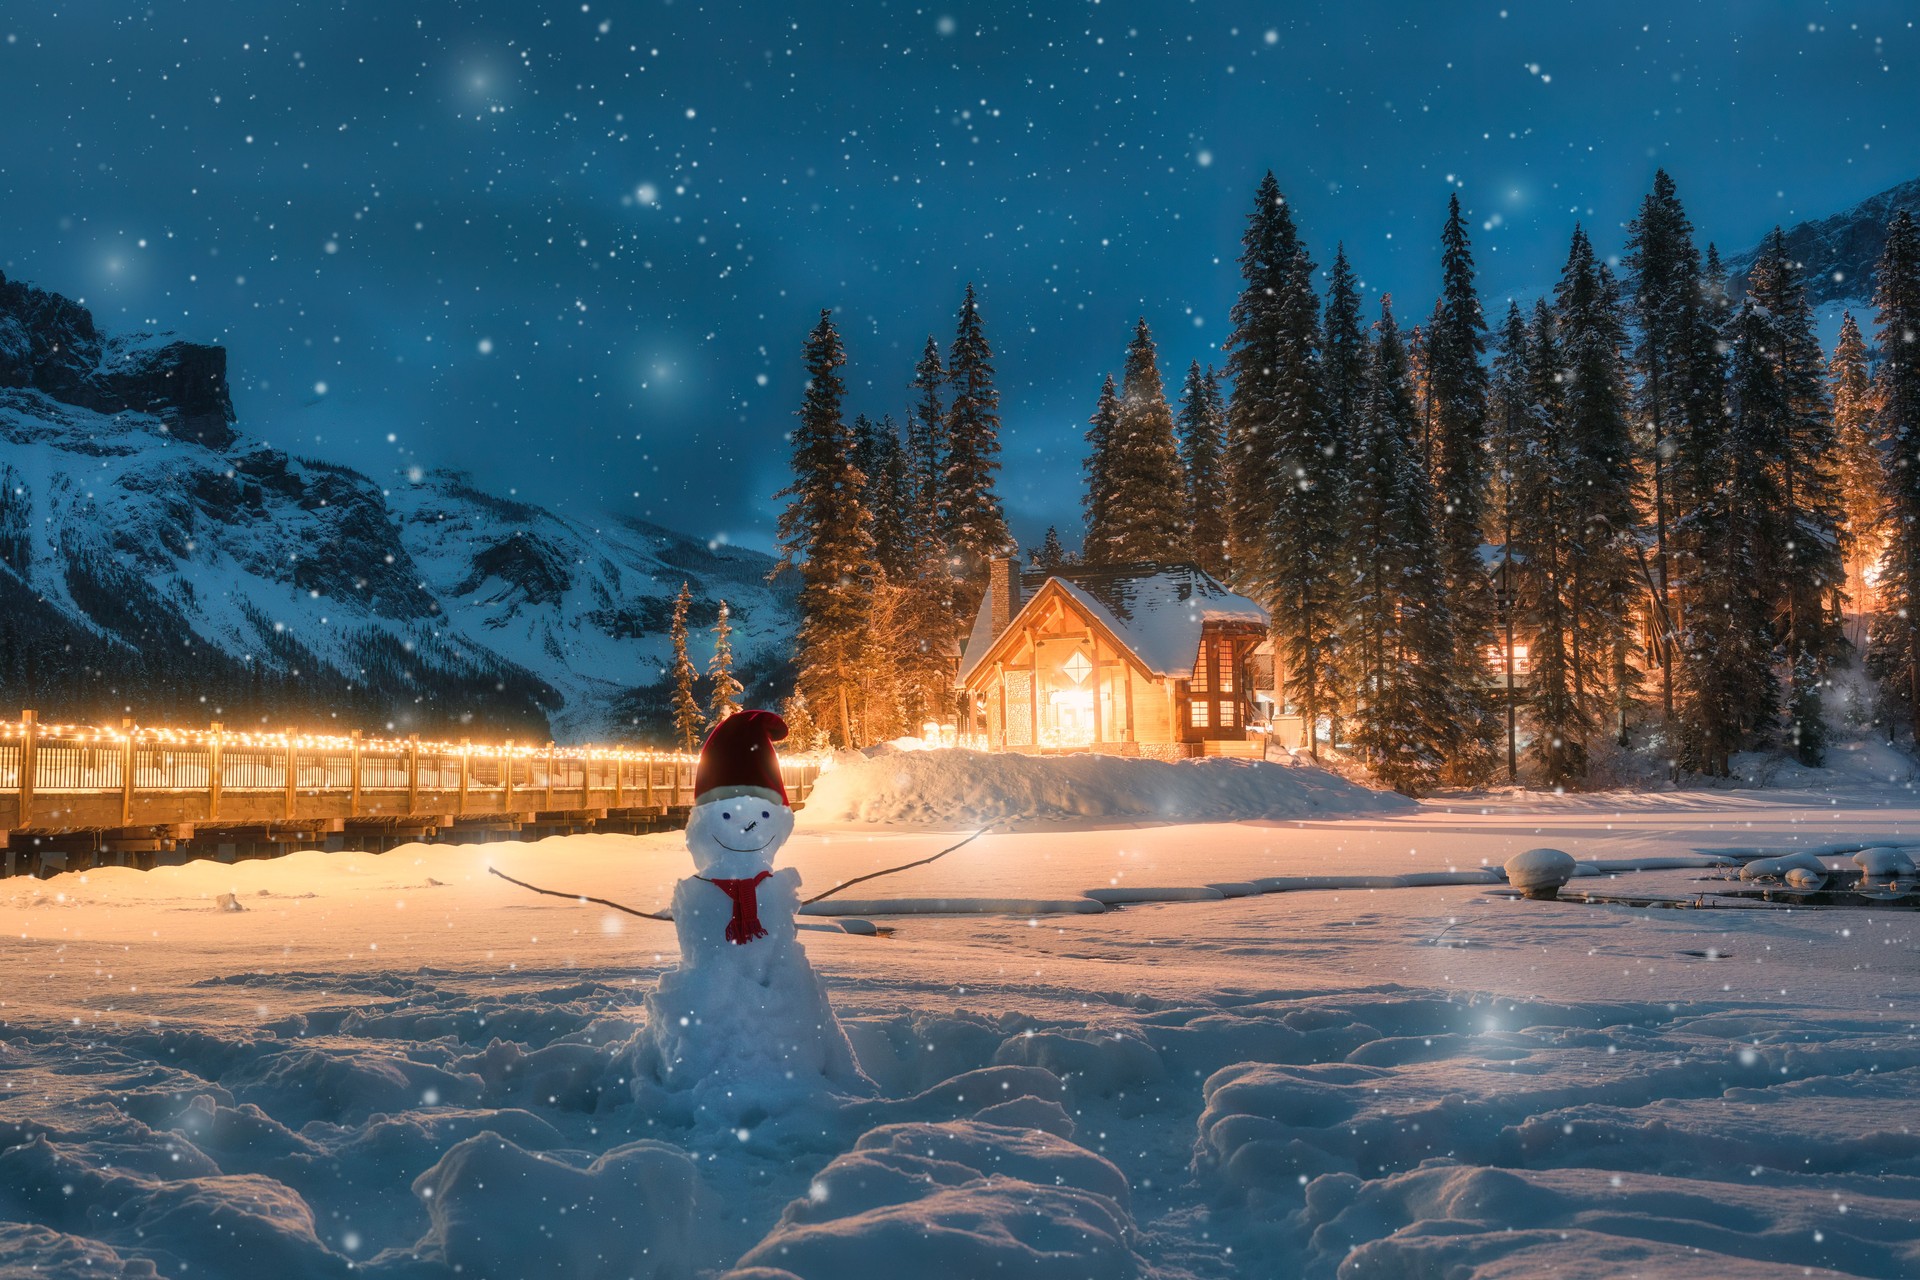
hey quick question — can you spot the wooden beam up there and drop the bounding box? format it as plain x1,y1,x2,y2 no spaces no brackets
458,740,470,817
408,735,421,817
349,730,362,818
18,709,35,831
119,718,134,828
284,730,298,821
207,721,223,822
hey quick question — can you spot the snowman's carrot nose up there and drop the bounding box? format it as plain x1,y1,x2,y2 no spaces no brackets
743,819,759,832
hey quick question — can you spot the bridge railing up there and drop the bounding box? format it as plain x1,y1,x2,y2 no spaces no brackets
0,710,825,836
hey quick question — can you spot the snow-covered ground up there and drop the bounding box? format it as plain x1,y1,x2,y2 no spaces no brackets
2,758,1918,1278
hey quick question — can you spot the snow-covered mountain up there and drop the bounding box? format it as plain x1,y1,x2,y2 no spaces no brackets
1726,174,1920,309
0,270,796,742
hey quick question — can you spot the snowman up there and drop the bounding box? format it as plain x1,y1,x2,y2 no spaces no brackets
632,709,872,1107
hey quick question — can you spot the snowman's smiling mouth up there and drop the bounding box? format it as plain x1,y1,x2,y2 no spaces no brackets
713,832,773,853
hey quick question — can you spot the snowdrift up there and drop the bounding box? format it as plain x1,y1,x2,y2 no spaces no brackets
798,747,1410,827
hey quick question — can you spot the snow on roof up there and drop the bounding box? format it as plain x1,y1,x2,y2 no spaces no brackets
959,561,1267,683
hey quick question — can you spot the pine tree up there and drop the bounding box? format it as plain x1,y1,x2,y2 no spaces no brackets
776,310,876,746
1322,244,1369,475
1224,174,1340,752
943,284,1011,590
1486,303,1533,782
1831,311,1882,646
1086,319,1186,562
1082,373,1119,558
856,415,916,579
1554,227,1642,752
1341,297,1456,794
1225,173,1312,586
669,581,704,752
1680,301,1785,775
1867,211,1920,740
1031,526,1075,571
1177,362,1230,576
1745,228,1844,764
1624,171,1715,720
1427,194,1498,781
1512,300,1587,785
909,337,947,520
706,599,743,723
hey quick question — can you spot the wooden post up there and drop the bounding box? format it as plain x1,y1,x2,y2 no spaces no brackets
613,755,625,808
407,734,420,816
1028,629,1040,749
642,754,654,809
207,721,223,822
544,744,555,812
458,740,470,816
18,709,37,831
119,717,135,827
349,730,362,818
1090,636,1104,748
503,740,515,814
284,729,298,820
1124,670,1135,741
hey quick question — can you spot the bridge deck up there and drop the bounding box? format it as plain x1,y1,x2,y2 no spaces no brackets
0,713,821,877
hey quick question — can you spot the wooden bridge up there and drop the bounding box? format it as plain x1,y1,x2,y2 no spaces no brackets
0,711,823,878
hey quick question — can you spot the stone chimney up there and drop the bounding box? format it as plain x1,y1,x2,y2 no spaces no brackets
988,554,1022,640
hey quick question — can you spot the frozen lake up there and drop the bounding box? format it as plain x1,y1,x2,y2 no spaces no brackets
2,765,1917,1278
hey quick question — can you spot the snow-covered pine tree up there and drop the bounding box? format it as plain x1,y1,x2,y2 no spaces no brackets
1553,227,1643,751
1225,173,1313,587
1513,300,1588,785
855,415,917,580
1486,303,1534,781
1341,297,1456,795
1177,361,1230,576
1223,176,1339,755
1679,301,1786,775
1088,320,1186,562
909,336,947,520
1427,194,1499,782
1624,171,1715,720
706,599,743,724
669,581,704,752
1831,312,1883,644
1745,229,1844,764
1082,373,1119,558
776,310,876,746
943,284,1011,592
1867,211,1920,741
1323,244,1368,476
1031,526,1075,571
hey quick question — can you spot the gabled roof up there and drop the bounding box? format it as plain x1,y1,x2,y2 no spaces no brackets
958,560,1267,684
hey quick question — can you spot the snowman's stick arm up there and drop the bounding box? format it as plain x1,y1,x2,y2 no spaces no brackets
801,827,992,906
487,866,672,920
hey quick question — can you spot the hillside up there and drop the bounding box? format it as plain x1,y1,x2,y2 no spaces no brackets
0,270,796,742
1726,174,1920,308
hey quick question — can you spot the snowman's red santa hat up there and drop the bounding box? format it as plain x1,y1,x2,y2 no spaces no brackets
693,709,789,808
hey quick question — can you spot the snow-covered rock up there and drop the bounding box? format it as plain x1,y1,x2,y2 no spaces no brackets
1504,847,1577,900
1854,846,1917,881
1739,851,1832,881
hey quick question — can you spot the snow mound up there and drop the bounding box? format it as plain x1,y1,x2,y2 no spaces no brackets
729,1119,1146,1280
1739,851,1831,881
405,1132,713,1280
798,747,1409,827
1855,846,1917,880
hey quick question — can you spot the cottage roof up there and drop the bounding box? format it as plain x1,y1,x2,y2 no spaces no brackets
958,560,1267,684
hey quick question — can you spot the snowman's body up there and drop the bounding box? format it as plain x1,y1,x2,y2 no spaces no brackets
634,795,870,1105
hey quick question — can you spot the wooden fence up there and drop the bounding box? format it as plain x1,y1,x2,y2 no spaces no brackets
0,711,823,875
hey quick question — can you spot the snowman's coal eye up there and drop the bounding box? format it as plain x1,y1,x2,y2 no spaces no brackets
761,810,770,819
721,811,731,820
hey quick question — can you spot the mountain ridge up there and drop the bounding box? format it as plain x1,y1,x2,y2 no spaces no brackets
0,270,796,743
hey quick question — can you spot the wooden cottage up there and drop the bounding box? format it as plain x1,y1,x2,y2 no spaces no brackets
956,557,1270,757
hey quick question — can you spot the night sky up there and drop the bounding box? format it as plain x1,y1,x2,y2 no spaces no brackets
2,2,1914,554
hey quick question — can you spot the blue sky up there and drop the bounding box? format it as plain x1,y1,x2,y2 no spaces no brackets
2,1,1913,552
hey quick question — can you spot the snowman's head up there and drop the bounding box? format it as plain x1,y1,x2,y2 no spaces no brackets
685,796,794,877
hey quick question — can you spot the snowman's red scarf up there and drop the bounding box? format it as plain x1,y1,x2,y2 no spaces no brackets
698,870,772,944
